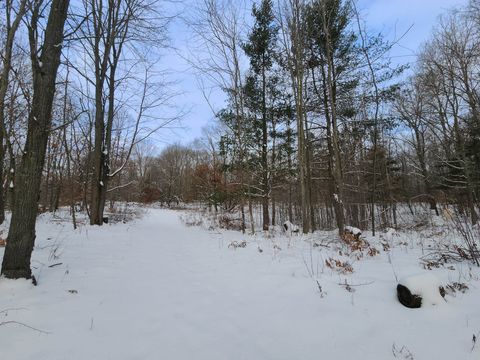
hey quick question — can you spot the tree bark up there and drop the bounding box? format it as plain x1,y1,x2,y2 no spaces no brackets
0,0,28,224
261,65,270,231
1,0,70,280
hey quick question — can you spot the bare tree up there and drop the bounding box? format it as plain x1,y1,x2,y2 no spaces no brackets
419,10,480,224
278,0,312,233
1,0,70,281
188,0,250,233
70,0,169,225
0,0,27,224
395,78,439,216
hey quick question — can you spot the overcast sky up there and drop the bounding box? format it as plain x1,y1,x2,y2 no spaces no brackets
156,0,468,149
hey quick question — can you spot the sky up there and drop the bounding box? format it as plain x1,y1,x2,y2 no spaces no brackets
156,0,469,149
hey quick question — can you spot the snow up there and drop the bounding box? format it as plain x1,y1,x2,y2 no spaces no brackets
0,208,479,360
99,181,104,186
283,220,299,233
345,225,362,235
9,180,13,188
385,227,397,239
399,273,445,307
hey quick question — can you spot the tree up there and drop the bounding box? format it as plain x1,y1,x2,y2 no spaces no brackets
305,0,359,235
278,0,311,233
243,0,278,231
0,0,27,224
395,78,439,215
418,9,480,224
71,0,168,225
189,0,250,233
2,0,70,281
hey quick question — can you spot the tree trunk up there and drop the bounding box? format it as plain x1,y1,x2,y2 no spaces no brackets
89,82,106,225
0,140,5,224
321,4,345,236
304,110,315,232
283,0,310,233
1,0,70,280
272,196,276,227
261,65,270,231
0,0,27,224
248,197,255,234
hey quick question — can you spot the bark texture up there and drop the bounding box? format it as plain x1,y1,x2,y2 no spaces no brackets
1,0,70,280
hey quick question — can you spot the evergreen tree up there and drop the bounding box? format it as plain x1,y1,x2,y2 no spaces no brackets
305,0,359,234
243,0,279,231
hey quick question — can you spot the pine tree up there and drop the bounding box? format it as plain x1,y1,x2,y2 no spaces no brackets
243,0,279,231
305,0,359,235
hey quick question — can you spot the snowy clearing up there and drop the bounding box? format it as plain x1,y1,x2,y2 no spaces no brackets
0,208,479,360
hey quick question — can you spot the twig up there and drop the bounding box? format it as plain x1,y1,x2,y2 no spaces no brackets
392,343,414,360
48,262,63,268
0,307,29,315
315,280,325,298
388,252,399,283
338,280,375,287
312,242,330,248
0,321,50,334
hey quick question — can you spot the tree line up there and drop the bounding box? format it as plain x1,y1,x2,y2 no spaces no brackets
120,0,479,238
177,0,479,236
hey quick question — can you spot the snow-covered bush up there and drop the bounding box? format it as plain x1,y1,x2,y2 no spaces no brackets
283,220,299,234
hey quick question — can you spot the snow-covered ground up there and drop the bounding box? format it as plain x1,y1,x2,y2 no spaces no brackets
0,208,479,360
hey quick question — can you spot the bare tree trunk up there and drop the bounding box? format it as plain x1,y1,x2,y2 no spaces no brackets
353,2,383,235
89,88,106,224
304,108,315,231
261,67,270,231
272,196,276,227
279,0,311,233
321,5,345,236
240,197,246,234
1,0,70,280
0,0,27,224
61,71,77,230
287,118,293,222
248,197,255,234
